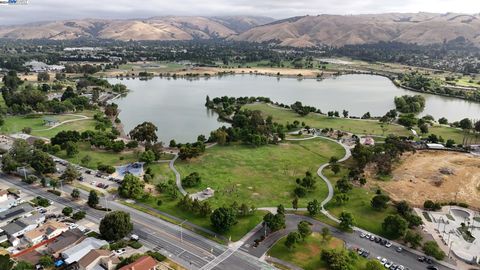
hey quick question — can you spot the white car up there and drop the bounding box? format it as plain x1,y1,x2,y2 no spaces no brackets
385,242,392,248
360,232,366,238
376,256,382,261
380,258,387,265
91,181,96,186
384,261,393,268
115,248,126,256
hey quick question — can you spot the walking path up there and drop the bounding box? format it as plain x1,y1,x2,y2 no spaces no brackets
33,114,90,131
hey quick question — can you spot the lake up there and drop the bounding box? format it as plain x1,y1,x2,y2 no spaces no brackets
109,74,480,143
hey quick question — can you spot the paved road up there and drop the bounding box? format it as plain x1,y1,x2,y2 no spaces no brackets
240,214,453,270
0,174,275,270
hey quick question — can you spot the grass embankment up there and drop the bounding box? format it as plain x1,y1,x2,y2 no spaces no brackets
244,103,410,136
175,139,344,208
269,233,367,270
57,142,138,169
324,167,396,237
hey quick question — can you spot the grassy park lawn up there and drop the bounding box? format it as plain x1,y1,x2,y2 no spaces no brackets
138,195,265,242
56,142,138,169
175,139,345,208
1,114,78,134
243,103,411,136
269,233,367,270
324,167,396,237
417,125,477,145
145,163,175,185
31,119,97,138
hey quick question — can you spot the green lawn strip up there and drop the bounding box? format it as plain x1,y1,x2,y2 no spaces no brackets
1,114,80,133
56,142,138,169
72,182,106,197
175,139,344,208
145,163,175,185
126,196,265,242
243,103,410,136
31,119,97,138
268,233,368,270
324,168,396,237
416,125,477,144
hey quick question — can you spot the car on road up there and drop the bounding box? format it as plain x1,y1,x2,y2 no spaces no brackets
426,266,438,270
396,246,403,252
385,241,392,248
131,234,139,241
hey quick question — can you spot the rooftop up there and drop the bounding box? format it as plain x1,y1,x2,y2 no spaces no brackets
118,256,157,270
48,228,85,254
0,203,33,221
62,237,109,265
78,249,111,269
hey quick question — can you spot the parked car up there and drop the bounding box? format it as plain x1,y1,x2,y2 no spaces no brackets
384,261,393,268
360,232,366,238
418,256,426,262
426,266,438,270
396,246,403,252
85,170,92,174
385,242,392,248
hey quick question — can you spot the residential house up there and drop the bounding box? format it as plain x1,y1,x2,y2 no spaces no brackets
78,249,119,270
0,203,34,226
118,256,158,270
24,220,68,245
1,212,44,238
47,228,86,256
62,237,109,265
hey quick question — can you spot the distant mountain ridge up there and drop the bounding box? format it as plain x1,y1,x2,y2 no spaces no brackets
1,13,480,48
0,16,274,41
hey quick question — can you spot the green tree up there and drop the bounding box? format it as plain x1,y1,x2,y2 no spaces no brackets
422,241,446,260
72,211,86,220
118,174,145,199
335,177,352,193
99,211,133,241
210,207,237,233
61,164,80,183
285,231,301,250
459,118,473,130
13,261,34,270
71,188,80,200
139,150,156,164
371,194,390,211
307,199,320,216
81,155,92,166
182,172,201,188
0,254,14,270
382,214,408,238
320,249,355,270
88,190,99,208
65,141,79,157
37,72,50,82
297,221,312,240
49,179,58,190
404,230,423,249
39,256,54,267
129,122,158,145
30,150,56,174
339,212,355,231
291,196,298,210
62,207,73,216
321,227,331,243
365,260,383,270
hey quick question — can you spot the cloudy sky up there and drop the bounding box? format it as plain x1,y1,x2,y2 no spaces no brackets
1,0,479,25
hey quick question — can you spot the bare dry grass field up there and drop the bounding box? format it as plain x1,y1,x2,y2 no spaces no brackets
374,151,480,209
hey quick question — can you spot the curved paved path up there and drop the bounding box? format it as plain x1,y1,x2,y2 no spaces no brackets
33,114,90,131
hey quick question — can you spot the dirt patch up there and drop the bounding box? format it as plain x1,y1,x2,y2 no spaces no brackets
373,151,480,209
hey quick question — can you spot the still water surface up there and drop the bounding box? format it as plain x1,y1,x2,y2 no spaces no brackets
109,75,480,142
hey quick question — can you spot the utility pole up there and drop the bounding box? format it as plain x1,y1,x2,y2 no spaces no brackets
180,219,187,243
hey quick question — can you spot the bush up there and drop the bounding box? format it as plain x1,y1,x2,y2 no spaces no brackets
129,241,143,249
72,211,86,220
182,172,201,188
424,200,441,211
32,196,50,207
146,251,166,262
110,240,127,250
422,241,446,260
47,189,61,196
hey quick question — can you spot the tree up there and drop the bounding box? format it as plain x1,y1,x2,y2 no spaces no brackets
422,241,446,260
371,194,390,211
49,179,58,190
210,207,237,233
331,164,341,175
438,117,448,125
459,118,473,130
342,110,349,118
334,193,349,205
419,123,429,134
182,172,201,188
382,214,408,238
396,201,412,216
307,199,320,216
118,174,145,199
129,122,158,145
71,188,80,200
13,261,34,270
65,141,79,157
339,212,355,231
320,249,355,270
37,72,50,82
39,256,54,267
291,196,298,210
404,230,423,249
30,150,56,174
72,211,86,220
88,190,99,208
62,207,73,216
99,211,133,241
321,227,331,243
61,164,80,183
335,177,352,193
297,221,312,240
285,231,301,250
139,150,155,164
263,212,285,232
0,254,13,270
365,260,384,270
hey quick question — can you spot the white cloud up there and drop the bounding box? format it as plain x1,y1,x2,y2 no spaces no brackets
0,0,479,25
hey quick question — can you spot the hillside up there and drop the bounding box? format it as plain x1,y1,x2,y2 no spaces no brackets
0,16,274,41
232,13,480,47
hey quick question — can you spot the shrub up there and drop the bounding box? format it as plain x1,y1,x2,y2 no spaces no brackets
129,241,143,249
48,189,61,196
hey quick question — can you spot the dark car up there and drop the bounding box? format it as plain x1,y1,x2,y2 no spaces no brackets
77,176,84,181
426,266,438,270
426,258,433,264
85,170,92,174
375,237,381,243
418,256,426,262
